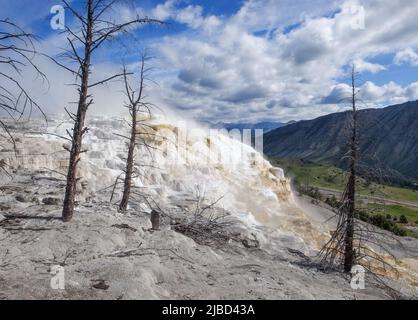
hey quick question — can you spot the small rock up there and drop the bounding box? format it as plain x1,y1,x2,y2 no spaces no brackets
42,197,61,205
287,248,307,258
151,210,160,230
0,203,11,211
112,224,137,232
0,214,5,223
173,181,183,192
270,167,285,179
15,195,29,203
242,239,260,249
170,218,181,226
92,280,109,290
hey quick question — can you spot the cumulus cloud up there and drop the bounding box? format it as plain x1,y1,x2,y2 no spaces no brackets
394,48,418,66
356,81,418,105
83,0,418,123
230,0,341,33
2,0,418,124
322,80,418,108
321,84,352,104
147,0,418,122
150,0,221,31
406,83,418,100
151,0,176,21
354,59,386,73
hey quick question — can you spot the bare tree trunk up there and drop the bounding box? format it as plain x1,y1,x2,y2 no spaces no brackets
119,57,145,212
55,1,162,221
320,67,402,288
344,66,358,272
150,210,160,230
62,0,93,222
119,99,137,211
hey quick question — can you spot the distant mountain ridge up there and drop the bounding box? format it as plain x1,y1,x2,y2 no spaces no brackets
210,121,291,133
264,101,418,186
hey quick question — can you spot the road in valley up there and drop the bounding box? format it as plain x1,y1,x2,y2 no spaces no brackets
318,187,418,210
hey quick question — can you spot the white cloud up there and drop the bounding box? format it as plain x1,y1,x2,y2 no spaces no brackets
359,81,387,101
3,0,418,124
322,80,418,110
354,59,386,73
230,0,341,33
151,0,177,21
394,48,418,66
405,82,418,100
150,1,220,31
358,81,415,105
322,84,352,104
175,5,203,28
146,0,418,122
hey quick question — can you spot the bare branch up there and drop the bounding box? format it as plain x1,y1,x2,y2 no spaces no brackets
88,72,129,88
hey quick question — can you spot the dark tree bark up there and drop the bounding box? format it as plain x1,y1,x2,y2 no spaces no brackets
344,65,358,272
119,55,146,212
62,0,94,222
150,210,160,230
319,65,360,272
56,0,163,222
319,67,403,288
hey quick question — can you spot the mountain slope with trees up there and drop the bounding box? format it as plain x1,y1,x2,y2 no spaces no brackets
264,101,418,186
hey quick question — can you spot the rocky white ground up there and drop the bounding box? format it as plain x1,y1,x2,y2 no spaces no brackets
0,117,417,300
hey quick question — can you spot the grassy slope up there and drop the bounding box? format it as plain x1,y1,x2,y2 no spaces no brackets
271,158,418,203
270,158,418,227
367,204,418,223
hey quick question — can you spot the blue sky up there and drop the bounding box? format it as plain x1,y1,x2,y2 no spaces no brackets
361,54,418,87
2,0,418,123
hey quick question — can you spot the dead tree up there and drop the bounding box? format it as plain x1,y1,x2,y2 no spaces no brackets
119,55,147,212
116,53,163,211
0,18,46,149
319,66,359,272
55,0,162,222
344,65,358,272
319,67,404,294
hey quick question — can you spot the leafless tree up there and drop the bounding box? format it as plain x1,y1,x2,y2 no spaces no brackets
319,66,360,272
0,18,47,183
344,65,358,272
54,0,163,222
319,66,404,295
119,53,149,212
0,18,46,150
